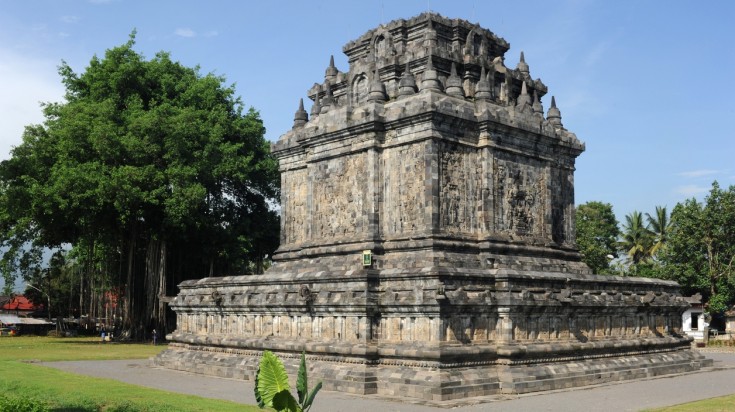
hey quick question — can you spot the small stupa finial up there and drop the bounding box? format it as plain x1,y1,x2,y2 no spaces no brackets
445,62,464,98
320,81,334,114
474,66,492,101
532,90,544,115
367,69,387,103
310,90,321,117
398,62,417,96
325,55,338,81
547,96,563,127
420,56,443,92
293,98,308,129
517,51,530,78
515,80,531,109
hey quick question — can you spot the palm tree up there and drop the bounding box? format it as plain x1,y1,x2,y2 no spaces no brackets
620,211,653,265
645,205,669,257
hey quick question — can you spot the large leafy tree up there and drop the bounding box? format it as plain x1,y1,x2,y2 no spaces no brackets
0,34,280,338
659,182,735,313
575,201,620,274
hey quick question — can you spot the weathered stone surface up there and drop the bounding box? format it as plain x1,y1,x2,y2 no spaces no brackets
154,12,710,404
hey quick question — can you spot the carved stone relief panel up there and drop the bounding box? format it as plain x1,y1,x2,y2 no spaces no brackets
312,154,367,240
282,168,308,245
382,143,426,235
493,153,547,237
551,167,575,245
439,142,480,234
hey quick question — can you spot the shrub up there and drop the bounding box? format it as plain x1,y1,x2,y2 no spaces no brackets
0,394,49,412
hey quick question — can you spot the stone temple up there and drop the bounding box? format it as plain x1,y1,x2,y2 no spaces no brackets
154,13,710,403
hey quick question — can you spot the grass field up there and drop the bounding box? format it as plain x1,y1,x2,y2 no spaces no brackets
0,336,260,411
644,394,735,412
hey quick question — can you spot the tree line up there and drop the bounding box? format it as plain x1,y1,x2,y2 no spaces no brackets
576,182,735,315
0,34,280,339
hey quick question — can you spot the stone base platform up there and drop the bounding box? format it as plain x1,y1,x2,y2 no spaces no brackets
153,339,712,404
154,266,713,404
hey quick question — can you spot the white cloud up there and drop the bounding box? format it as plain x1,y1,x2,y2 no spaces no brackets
678,169,719,178
60,15,79,24
174,28,196,38
203,30,219,38
0,48,65,161
675,185,710,197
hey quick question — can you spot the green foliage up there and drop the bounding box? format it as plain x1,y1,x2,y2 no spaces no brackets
575,201,620,274
255,351,292,409
0,394,49,412
0,33,280,336
659,182,735,313
646,206,670,257
297,352,321,412
0,336,252,411
620,210,653,266
255,351,321,412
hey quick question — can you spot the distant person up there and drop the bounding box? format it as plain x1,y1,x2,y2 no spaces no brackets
100,325,106,343
152,329,158,345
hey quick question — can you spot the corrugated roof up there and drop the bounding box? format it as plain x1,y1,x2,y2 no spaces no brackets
0,314,23,324
20,318,53,325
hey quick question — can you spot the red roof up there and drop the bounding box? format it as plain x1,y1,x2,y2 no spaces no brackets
1,295,40,311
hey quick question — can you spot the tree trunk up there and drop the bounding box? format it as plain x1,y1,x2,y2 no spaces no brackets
124,223,137,338
144,237,166,339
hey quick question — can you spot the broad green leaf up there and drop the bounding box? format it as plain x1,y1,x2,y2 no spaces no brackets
256,351,291,408
272,389,300,412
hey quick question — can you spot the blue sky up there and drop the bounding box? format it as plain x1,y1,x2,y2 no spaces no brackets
1,1,734,291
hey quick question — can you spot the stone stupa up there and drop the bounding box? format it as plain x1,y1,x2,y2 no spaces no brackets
154,13,710,404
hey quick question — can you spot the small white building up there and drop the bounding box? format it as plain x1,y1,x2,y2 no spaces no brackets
682,293,708,340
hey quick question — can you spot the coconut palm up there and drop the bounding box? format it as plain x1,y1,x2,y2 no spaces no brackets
620,211,653,265
646,205,670,257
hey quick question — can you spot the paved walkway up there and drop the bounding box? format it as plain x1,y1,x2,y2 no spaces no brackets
43,351,735,412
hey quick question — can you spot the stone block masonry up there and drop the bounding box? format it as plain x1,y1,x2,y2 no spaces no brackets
153,12,711,404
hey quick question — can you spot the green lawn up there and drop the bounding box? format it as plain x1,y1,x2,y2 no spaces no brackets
644,394,735,412
0,336,260,411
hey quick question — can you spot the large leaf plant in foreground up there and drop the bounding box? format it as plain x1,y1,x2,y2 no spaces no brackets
255,351,321,412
